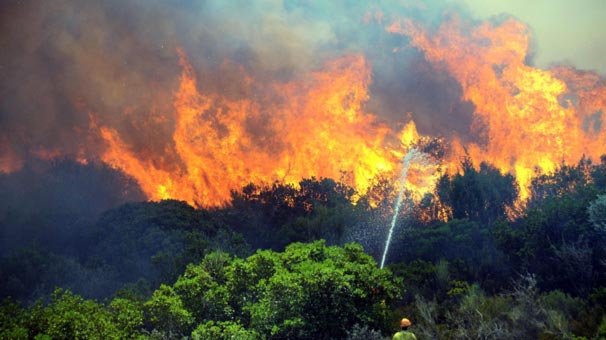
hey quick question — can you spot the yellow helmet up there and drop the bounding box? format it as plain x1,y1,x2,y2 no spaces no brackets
400,318,412,328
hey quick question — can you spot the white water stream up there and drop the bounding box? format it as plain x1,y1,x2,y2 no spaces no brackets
379,148,427,269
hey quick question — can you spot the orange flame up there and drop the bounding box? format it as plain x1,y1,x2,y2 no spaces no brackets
98,52,438,207
11,12,601,209
387,14,606,200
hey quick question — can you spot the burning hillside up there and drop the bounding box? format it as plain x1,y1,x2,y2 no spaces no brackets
0,1,604,207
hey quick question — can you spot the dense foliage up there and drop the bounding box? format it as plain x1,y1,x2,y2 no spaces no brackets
1,157,606,339
1,198,247,303
1,241,399,339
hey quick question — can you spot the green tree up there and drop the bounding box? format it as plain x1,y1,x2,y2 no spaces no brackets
191,320,260,340
0,298,28,340
25,289,123,340
167,241,399,339
143,284,194,337
108,297,144,339
173,252,233,322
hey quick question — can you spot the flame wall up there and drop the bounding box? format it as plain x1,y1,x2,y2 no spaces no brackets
1,1,604,207
387,14,606,199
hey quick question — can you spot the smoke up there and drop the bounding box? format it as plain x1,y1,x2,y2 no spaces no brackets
0,1,178,163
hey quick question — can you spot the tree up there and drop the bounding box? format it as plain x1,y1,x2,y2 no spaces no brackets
107,297,144,339
389,218,509,292
143,284,194,337
191,321,259,340
245,242,398,339
437,158,518,225
528,156,606,210
166,240,399,340
227,178,360,250
24,289,124,340
493,168,602,295
588,194,606,233
91,199,247,288
0,298,28,340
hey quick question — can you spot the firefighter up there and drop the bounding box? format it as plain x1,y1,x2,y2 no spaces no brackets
393,318,417,340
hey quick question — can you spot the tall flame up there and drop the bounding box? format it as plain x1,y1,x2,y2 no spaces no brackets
6,10,604,208
387,14,606,200
98,51,437,207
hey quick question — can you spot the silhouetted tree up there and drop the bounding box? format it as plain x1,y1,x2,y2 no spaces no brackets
437,157,518,226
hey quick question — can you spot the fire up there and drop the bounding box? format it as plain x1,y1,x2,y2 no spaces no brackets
387,14,606,200
7,10,602,208
97,51,438,207
99,126,179,201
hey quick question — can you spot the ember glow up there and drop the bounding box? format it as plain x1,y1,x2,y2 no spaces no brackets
1,1,604,207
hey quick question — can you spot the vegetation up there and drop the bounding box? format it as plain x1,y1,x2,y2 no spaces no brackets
1,241,398,339
1,157,606,339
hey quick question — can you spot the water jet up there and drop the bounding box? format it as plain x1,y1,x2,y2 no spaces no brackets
380,148,427,269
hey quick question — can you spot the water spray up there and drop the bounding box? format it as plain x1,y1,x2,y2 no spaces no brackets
380,148,427,269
